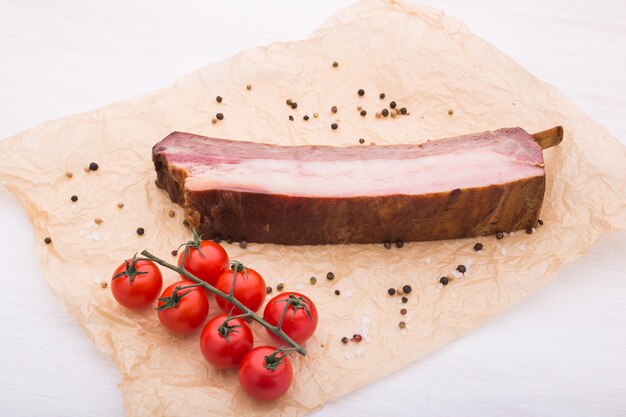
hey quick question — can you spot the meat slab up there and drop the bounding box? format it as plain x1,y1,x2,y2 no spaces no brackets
153,127,550,245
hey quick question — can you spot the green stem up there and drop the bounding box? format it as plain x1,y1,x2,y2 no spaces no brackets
140,250,307,356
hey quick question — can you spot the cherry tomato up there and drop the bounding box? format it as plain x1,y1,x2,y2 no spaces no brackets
157,281,209,335
214,265,266,314
238,346,293,401
178,239,228,286
199,314,254,369
263,292,318,345
111,256,163,309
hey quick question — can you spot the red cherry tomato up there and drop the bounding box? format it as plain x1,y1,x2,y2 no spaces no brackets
238,346,293,401
199,314,254,369
215,266,266,314
178,239,228,286
263,292,318,345
111,256,163,309
157,281,209,335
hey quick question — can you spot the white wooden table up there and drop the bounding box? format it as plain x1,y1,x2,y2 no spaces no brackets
1,1,624,416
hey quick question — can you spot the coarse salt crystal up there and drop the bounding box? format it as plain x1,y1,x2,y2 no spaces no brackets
342,289,353,299
87,231,101,241
295,283,304,290
452,270,463,279
401,329,408,336
344,352,352,360
355,348,364,358
425,257,432,264
78,230,84,236
499,246,508,256
517,244,526,251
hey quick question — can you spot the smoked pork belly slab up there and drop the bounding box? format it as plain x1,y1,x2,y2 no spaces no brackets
152,128,547,245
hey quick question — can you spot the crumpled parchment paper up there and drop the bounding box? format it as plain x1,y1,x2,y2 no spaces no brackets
1,1,625,416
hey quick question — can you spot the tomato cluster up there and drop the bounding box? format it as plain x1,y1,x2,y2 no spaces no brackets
110,237,318,401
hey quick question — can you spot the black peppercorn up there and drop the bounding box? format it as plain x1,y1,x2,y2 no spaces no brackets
379,93,385,99
360,110,367,116
70,195,78,202
331,123,338,130
400,107,407,114
88,162,99,171
526,227,534,234
335,289,341,296
171,250,178,256
303,115,309,121
183,219,190,227
400,308,407,315
326,272,335,280
359,138,365,144
381,109,389,117
389,101,397,109
310,276,317,285
332,61,339,68
226,238,233,244
402,285,412,294
388,288,396,296
341,336,349,344
496,231,504,239
331,105,338,113
456,264,467,274
266,286,273,294
216,113,224,120
384,241,392,249
439,276,449,285
213,236,221,243
289,115,294,121
351,334,363,342
44,237,52,245
401,296,408,303
395,240,404,248
399,321,406,329
473,242,484,251
239,241,248,249
291,102,298,109
276,283,284,291
357,89,365,96
538,219,544,225
136,227,144,235
216,96,222,103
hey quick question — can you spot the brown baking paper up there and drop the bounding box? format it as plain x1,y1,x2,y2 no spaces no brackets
1,0,625,416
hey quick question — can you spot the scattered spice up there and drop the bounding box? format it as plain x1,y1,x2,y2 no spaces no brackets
538,219,544,225
171,250,178,256
360,110,367,117
65,172,73,178
335,289,341,296
357,105,362,111
266,286,273,294
303,115,309,121
183,219,190,227
351,334,363,342
389,101,397,109
309,276,317,285
136,227,145,235
400,308,407,315
84,166,90,172
440,276,449,285
401,296,408,304
473,242,484,251
239,241,248,249
379,93,386,99
456,264,467,274
291,102,298,109
402,285,412,294
118,202,125,209
326,272,335,280
400,107,407,114
246,84,252,90
216,96,223,103
44,237,52,245
286,98,293,106
211,118,217,124
388,288,396,296
168,210,175,217
94,217,103,225
395,240,404,248
100,281,108,289
384,241,392,249
331,105,338,113
526,227,534,234
448,109,454,115
341,336,349,344
70,195,78,202
289,115,294,121
357,89,365,96
332,61,339,68
331,123,338,130
276,283,285,291
375,112,381,118
496,231,504,239
216,112,224,120
88,162,99,171
390,112,397,119
313,112,319,118
398,321,406,329
226,238,233,244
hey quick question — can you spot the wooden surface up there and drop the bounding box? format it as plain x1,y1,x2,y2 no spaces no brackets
0,1,625,416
